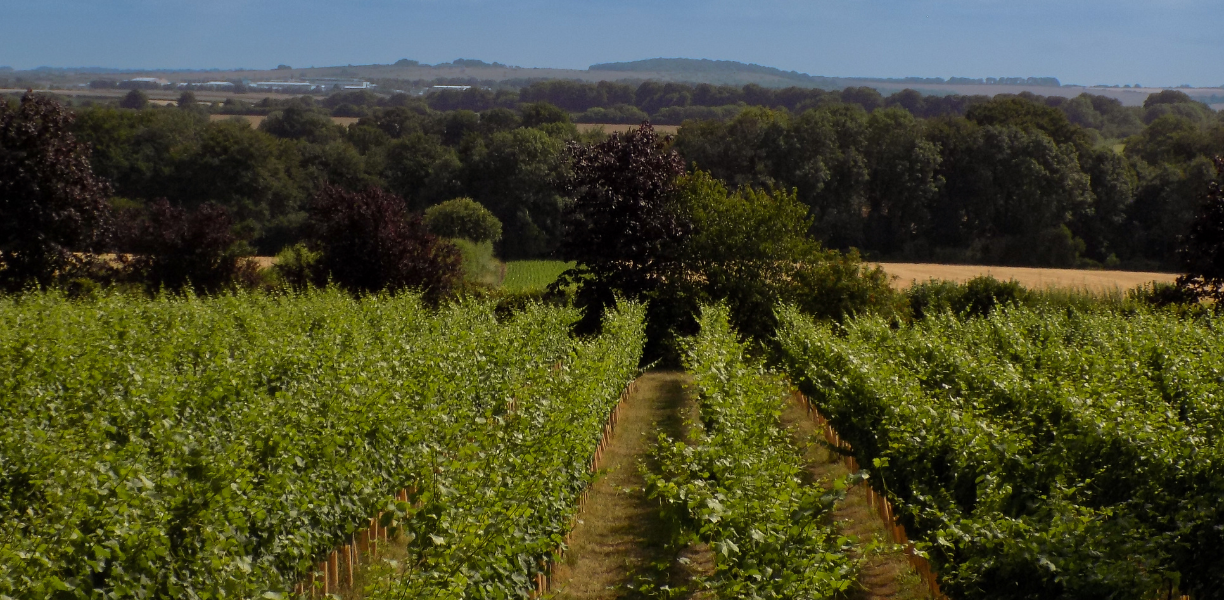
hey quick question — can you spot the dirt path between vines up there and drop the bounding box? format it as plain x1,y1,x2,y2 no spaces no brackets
780,397,931,600
550,370,712,600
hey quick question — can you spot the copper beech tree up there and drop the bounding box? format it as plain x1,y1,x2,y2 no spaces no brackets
552,123,691,357
307,185,462,299
1177,156,1224,302
0,92,112,291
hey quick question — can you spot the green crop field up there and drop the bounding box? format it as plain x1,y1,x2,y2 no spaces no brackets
0,291,643,598
501,260,574,292
774,305,1224,598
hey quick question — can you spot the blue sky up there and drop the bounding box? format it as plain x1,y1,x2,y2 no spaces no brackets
2,0,1221,87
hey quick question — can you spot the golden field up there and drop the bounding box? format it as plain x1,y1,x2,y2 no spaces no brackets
878,263,1176,293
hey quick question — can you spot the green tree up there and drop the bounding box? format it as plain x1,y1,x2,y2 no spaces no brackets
186,119,304,231
463,127,565,257
119,89,149,110
259,106,341,143
675,171,898,342
0,93,113,290
767,105,871,249
424,197,502,243
177,91,197,108
520,102,569,128
862,108,942,255
383,133,462,209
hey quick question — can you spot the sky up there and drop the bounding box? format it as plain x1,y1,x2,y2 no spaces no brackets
1,0,1222,87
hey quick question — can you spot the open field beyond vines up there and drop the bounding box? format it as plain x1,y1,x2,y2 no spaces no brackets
878,263,1177,292
495,259,1177,294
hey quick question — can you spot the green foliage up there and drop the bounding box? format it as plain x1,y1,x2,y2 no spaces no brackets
676,171,901,343
643,305,859,598
907,275,1026,319
59,87,1224,268
519,101,569,128
575,104,649,125
449,238,501,286
775,306,1224,599
0,291,645,599
463,128,566,258
258,106,341,143
1126,280,1200,308
423,197,503,243
271,242,321,289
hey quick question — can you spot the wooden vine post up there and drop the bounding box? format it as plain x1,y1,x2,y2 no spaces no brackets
796,390,948,600
288,378,639,599
532,378,637,598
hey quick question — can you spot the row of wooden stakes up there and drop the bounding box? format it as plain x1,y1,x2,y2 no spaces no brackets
290,379,639,598
795,391,949,600
797,391,1198,600
532,378,638,597
293,487,410,598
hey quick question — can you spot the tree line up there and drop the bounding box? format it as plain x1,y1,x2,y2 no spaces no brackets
14,84,1211,271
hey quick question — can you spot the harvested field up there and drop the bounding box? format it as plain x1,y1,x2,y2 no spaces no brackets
208,114,361,127
577,123,680,135
878,262,1176,293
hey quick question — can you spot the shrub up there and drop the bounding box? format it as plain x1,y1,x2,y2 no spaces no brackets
271,242,321,289
450,238,501,287
120,200,259,293
1127,280,1200,308
0,92,113,292
424,197,503,243
907,275,1026,319
307,185,462,298
676,171,900,346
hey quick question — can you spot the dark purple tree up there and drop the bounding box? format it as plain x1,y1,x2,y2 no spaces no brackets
308,185,461,298
553,123,692,359
0,92,113,291
1176,156,1224,302
120,199,258,294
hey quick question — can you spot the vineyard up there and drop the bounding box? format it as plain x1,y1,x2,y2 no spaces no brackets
4,286,1223,600
644,306,861,598
0,291,644,598
775,306,1224,599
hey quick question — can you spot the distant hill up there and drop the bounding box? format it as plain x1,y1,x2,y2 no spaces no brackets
6,56,1215,107
589,58,825,83
590,58,1060,88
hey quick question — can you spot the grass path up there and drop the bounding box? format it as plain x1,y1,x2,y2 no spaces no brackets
779,395,931,600
550,371,708,600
